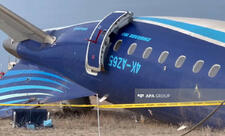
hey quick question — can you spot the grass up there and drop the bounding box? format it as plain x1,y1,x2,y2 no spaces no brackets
0,96,224,136
0,108,224,136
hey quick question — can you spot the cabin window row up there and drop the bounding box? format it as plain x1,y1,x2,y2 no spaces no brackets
113,40,221,78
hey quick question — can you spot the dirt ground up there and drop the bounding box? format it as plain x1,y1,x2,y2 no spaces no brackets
0,97,224,136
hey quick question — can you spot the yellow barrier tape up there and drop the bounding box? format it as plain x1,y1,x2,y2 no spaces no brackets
0,100,225,109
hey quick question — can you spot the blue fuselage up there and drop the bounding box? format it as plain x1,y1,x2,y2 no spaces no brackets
16,19,225,127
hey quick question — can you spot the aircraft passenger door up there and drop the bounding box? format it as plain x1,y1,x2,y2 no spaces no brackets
85,11,133,76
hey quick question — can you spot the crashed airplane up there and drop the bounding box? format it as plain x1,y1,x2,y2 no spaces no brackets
0,4,225,128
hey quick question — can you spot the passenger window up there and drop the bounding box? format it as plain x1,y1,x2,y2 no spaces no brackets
127,43,137,55
113,40,122,52
142,47,152,59
175,55,186,68
158,51,169,64
208,64,221,78
192,60,204,73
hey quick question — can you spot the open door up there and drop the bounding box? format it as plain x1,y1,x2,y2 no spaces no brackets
85,11,133,76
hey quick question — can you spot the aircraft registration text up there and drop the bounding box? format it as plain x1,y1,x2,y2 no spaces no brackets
108,55,141,74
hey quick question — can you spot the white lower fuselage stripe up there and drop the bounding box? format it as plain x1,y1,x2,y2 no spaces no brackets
0,93,53,101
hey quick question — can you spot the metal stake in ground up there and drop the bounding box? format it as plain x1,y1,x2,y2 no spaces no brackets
96,94,101,136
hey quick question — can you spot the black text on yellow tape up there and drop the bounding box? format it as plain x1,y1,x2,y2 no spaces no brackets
0,100,224,109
